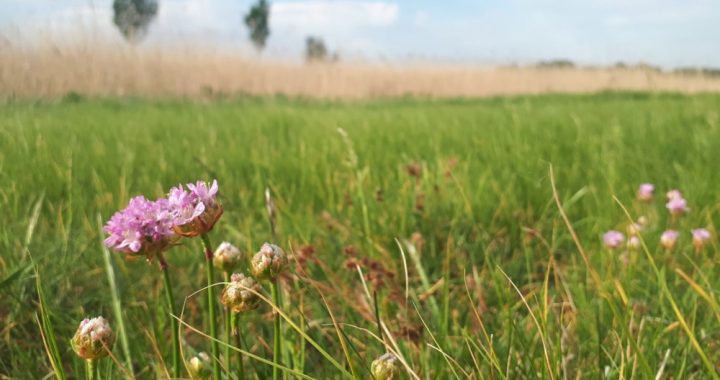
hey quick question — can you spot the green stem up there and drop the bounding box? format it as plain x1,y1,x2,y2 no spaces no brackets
271,279,282,380
201,234,221,380
224,272,231,371
232,312,245,380
86,359,97,380
159,256,181,378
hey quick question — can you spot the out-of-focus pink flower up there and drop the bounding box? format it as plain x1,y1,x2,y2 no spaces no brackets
627,222,643,236
666,189,683,201
168,180,222,237
603,230,625,249
692,228,711,250
636,183,654,202
666,197,689,216
660,230,679,250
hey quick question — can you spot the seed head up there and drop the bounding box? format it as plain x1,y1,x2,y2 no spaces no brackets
251,243,287,281
221,273,262,313
71,316,115,360
213,242,243,272
371,352,401,380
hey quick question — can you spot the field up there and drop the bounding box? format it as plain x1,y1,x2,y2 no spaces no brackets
1,92,720,379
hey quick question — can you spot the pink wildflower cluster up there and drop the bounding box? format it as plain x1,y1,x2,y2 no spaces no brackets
103,180,221,259
603,183,712,252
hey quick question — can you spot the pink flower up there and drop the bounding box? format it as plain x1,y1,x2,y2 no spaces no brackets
603,230,625,249
692,228,711,250
168,180,223,237
660,230,679,250
666,189,683,201
103,196,177,259
666,197,689,216
636,183,654,202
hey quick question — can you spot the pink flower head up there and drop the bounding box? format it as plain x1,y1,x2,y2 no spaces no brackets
692,228,711,250
603,230,625,249
660,230,679,250
103,196,177,259
636,183,654,202
666,197,689,216
666,189,683,201
168,179,222,237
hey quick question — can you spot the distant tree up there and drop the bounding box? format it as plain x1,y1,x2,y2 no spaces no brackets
305,36,328,62
112,0,158,43
244,0,270,51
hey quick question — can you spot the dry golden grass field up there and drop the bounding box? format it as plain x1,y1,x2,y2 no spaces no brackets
3,44,720,99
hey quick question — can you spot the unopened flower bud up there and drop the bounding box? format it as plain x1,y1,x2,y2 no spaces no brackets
627,236,641,250
213,242,243,272
251,243,287,280
188,352,211,379
371,352,401,380
221,273,262,313
660,230,679,250
627,222,643,237
71,316,115,360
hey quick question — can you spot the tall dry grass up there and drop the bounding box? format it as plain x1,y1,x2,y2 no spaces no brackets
3,44,720,99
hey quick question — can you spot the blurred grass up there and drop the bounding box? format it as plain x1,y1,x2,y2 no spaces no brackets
1,92,720,378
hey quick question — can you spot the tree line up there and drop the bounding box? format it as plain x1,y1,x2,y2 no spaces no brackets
112,0,335,62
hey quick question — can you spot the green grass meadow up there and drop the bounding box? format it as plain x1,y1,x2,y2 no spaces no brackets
2,92,720,378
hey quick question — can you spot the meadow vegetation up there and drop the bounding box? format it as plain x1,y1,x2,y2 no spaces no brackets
1,92,720,378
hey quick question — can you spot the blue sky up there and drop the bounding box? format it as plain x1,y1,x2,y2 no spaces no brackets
1,0,719,67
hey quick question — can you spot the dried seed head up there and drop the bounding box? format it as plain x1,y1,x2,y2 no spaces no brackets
221,273,262,313
71,316,115,360
251,243,287,281
213,242,243,272
371,352,401,380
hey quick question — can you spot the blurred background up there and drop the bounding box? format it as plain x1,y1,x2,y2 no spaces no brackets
2,0,720,99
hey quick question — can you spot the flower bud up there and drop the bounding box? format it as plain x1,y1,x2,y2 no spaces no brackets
660,230,679,250
221,273,262,313
213,242,243,272
627,236,641,250
71,316,115,360
371,352,401,380
251,243,287,281
187,352,211,379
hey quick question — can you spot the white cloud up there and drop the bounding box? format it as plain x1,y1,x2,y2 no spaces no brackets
271,1,399,30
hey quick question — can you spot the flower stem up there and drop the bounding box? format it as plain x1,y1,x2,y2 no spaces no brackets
232,312,245,379
200,233,221,380
159,256,181,378
271,279,282,380
85,359,97,380
224,271,231,371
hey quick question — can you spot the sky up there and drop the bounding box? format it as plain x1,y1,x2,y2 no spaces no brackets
1,0,719,68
